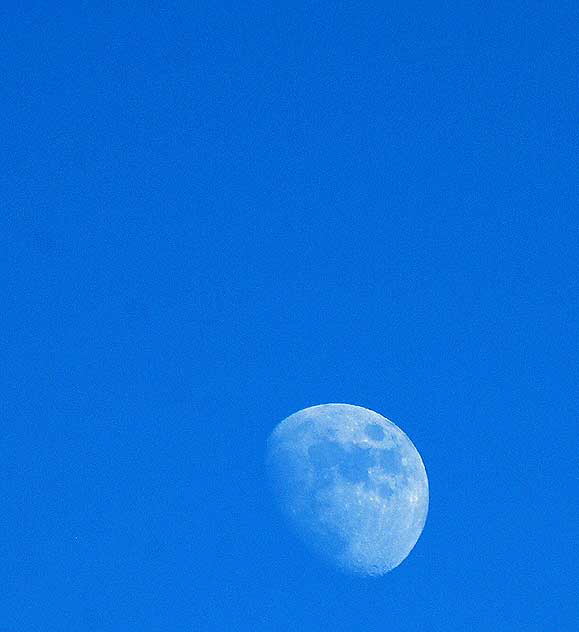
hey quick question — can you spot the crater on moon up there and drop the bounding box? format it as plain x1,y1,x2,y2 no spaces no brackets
365,423,385,441
267,403,429,576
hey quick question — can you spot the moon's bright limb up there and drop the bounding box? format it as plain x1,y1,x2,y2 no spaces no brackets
266,403,429,576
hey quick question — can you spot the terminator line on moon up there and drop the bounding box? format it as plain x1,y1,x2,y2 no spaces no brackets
266,403,429,576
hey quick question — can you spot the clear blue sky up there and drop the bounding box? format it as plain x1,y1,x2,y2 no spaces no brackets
2,3,577,630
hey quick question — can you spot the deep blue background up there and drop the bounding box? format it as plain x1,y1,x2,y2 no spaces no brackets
1,3,577,630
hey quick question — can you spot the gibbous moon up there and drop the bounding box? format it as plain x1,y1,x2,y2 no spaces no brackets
266,403,429,576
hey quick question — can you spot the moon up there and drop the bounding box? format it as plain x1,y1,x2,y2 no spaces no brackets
266,403,429,576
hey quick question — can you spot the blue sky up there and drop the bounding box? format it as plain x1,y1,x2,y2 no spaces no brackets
2,3,577,630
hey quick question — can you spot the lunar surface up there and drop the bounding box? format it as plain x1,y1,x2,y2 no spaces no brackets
266,403,429,576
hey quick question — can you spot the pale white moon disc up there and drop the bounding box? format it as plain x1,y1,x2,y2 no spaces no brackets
266,403,429,576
